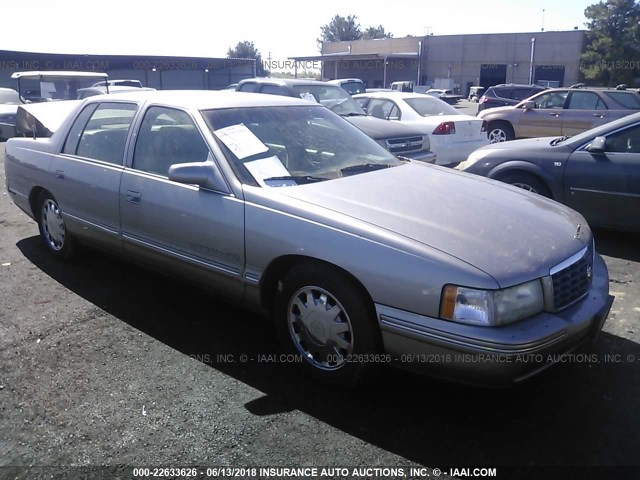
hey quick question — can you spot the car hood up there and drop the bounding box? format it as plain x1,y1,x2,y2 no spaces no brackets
345,115,425,139
478,105,515,116
276,163,589,287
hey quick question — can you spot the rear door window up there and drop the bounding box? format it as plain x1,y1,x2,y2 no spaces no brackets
67,102,137,165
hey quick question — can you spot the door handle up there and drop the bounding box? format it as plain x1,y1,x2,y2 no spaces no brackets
55,170,65,180
592,114,605,118
126,190,142,204
549,112,560,117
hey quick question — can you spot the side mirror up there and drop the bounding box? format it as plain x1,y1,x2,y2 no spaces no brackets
523,101,535,110
586,136,607,154
168,160,229,192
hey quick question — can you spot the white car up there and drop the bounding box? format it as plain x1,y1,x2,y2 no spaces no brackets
354,91,489,166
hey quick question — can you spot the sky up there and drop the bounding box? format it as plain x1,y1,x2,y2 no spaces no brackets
0,0,596,68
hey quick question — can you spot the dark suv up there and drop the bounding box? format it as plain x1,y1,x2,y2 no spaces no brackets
477,84,547,113
236,78,436,163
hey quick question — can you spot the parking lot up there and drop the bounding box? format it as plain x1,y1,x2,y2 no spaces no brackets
1,141,639,479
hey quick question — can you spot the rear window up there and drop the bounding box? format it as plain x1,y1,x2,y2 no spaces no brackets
404,97,460,116
492,88,512,99
603,91,640,109
340,81,366,95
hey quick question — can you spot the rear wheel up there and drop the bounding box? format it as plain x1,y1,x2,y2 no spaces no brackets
36,191,75,259
487,121,514,143
274,263,381,387
498,172,551,198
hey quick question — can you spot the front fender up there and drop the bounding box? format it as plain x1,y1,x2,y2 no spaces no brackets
488,160,561,199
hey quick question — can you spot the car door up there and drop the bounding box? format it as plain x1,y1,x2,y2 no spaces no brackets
561,91,609,136
119,105,246,296
53,101,138,246
563,122,640,230
516,90,568,137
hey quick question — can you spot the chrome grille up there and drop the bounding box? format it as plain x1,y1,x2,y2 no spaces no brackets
551,243,593,310
385,136,424,154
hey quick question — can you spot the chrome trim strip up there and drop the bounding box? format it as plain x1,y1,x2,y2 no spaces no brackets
63,212,119,236
569,187,640,199
549,245,588,276
122,233,241,276
379,314,567,354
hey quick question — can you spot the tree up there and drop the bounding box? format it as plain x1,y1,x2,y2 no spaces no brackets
581,0,640,86
227,41,268,76
317,15,362,47
363,25,393,40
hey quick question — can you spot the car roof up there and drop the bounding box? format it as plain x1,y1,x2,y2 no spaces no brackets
488,84,545,89
11,71,109,80
238,77,332,87
353,91,437,100
82,89,318,109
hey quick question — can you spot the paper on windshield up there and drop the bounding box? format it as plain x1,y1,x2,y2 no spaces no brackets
214,123,269,159
245,155,296,187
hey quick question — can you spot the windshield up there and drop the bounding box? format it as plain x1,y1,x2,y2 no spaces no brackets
340,81,366,95
404,97,460,116
291,85,365,116
203,105,401,187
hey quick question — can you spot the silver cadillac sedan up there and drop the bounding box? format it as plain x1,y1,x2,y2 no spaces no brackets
4,90,613,387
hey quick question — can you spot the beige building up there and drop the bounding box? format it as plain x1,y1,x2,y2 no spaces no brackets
291,30,585,96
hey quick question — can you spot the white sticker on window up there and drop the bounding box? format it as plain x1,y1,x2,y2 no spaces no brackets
214,123,269,159
245,155,295,187
300,92,317,102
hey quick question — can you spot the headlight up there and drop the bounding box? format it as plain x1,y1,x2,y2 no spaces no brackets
456,148,493,170
440,279,544,326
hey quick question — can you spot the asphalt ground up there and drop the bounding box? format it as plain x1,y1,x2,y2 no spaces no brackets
0,141,639,480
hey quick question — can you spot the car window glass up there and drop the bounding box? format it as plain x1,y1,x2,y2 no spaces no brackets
132,106,210,176
74,102,137,164
605,124,640,153
533,91,568,109
368,99,392,119
512,88,533,101
568,92,605,110
62,103,99,155
494,88,512,98
603,91,640,109
260,85,291,96
238,83,257,92
355,97,369,108
388,103,401,120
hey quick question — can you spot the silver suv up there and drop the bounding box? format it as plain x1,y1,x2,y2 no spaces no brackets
478,86,640,143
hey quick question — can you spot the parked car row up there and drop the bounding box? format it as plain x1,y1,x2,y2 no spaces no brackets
4,89,613,388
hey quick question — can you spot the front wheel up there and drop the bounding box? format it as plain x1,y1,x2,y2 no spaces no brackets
37,191,75,259
498,172,551,198
274,264,381,387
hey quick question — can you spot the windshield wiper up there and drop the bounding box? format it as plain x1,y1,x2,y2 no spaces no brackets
551,135,570,146
340,163,393,175
263,175,327,185
339,112,366,117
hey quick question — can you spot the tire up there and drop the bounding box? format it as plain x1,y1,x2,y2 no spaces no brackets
36,191,75,259
273,263,381,387
498,172,551,198
487,121,514,143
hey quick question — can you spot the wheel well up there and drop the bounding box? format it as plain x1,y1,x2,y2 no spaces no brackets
28,187,48,217
488,120,513,131
494,169,553,199
260,255,374,315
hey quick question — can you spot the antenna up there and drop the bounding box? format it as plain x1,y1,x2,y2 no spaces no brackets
541,8,545,31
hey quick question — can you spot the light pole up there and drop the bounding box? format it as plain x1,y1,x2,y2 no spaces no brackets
529,38,536,85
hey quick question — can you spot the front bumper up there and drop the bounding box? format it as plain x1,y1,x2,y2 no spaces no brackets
376,253,613,386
